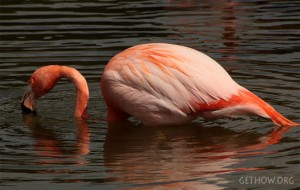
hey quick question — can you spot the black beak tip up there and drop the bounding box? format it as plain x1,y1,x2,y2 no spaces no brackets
21,101,36,114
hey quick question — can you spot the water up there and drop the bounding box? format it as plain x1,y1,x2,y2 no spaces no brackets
1,0,299,189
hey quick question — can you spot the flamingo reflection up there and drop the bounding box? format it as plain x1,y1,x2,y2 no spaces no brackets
22,114,296,189
164,0,241,62
22,114,90,165
103,122,296,189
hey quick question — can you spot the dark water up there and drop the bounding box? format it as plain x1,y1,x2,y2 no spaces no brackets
1,0,300,189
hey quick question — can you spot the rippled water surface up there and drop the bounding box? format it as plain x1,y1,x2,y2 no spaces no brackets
1,0,300,189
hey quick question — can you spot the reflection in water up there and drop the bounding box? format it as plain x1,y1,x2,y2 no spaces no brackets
164,0,241,67
220,1,239,58
103,122,294,189
21,114,296,189
22,114,90,165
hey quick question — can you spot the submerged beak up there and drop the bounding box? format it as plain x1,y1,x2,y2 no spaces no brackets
21,85,37,114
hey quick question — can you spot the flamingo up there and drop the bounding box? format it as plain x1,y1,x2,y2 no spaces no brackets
22,43,298,126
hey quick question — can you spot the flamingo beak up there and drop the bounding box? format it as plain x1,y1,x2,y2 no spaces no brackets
21,85,37,114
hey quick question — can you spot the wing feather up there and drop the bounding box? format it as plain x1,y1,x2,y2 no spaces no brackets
103,43,242,116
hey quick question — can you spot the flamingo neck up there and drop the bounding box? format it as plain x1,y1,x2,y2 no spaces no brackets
60,66,89,119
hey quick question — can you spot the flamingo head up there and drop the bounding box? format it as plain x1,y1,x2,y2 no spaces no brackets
21,66,60,114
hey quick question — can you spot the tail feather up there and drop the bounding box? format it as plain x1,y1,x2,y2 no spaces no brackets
264,107,299,127
240,90,299,127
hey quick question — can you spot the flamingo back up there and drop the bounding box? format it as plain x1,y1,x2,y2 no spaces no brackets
101,43,245,125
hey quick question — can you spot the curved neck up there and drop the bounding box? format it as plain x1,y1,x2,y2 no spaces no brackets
60,66,89,119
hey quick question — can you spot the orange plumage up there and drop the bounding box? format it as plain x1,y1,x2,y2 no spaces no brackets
101,43,298,126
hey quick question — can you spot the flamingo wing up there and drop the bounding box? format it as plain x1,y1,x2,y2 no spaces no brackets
102,43,244,124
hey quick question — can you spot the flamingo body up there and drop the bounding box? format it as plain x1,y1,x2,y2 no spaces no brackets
101,43,297,126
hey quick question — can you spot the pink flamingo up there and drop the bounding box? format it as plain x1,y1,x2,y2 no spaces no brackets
22,43,298,126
